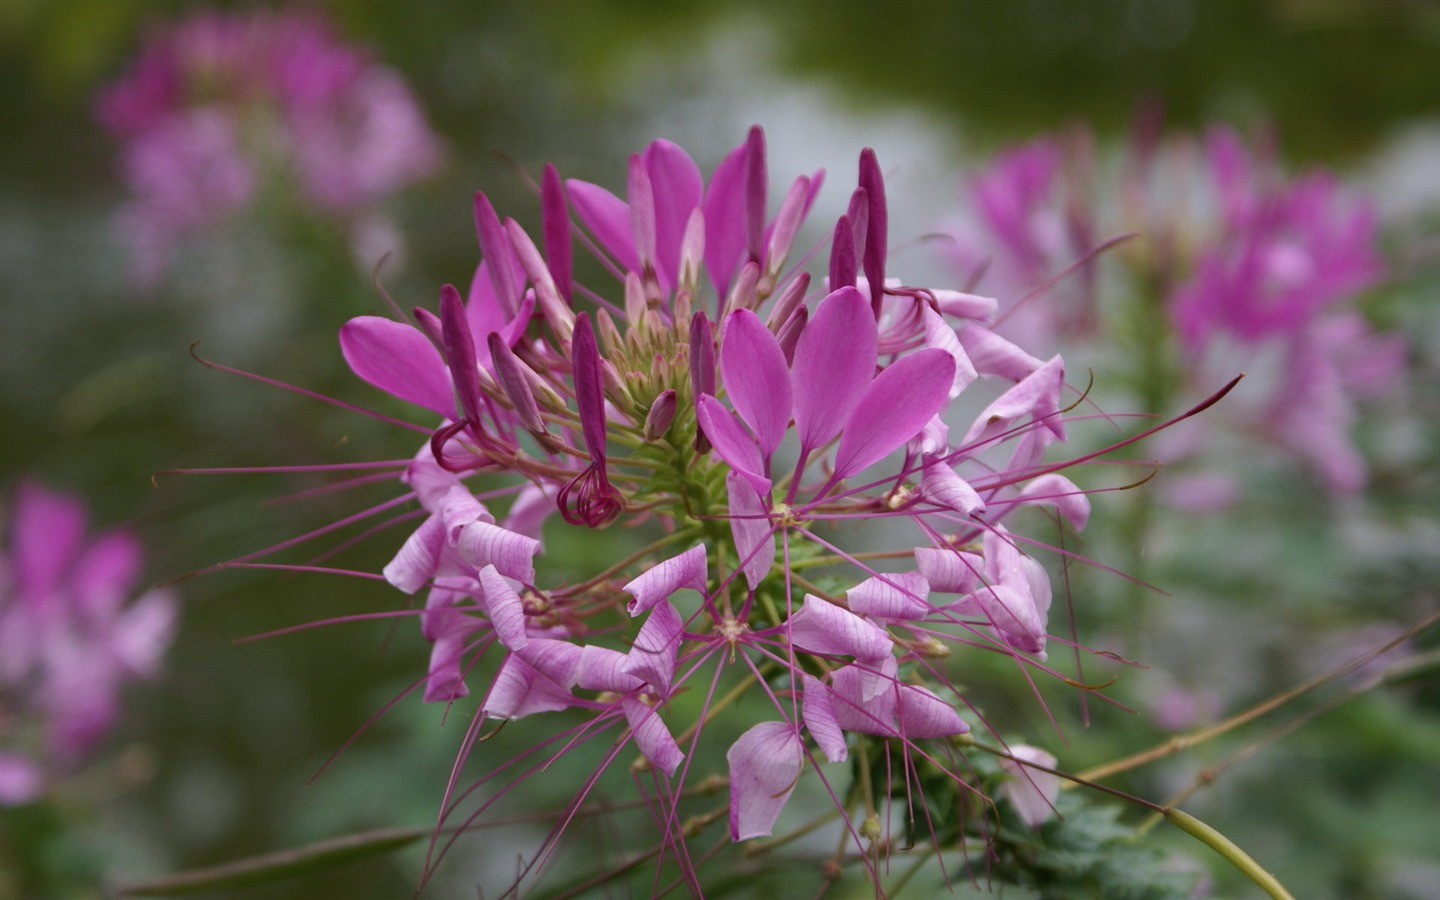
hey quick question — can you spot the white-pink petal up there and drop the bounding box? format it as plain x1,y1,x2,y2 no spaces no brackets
726,471,775,590
845,572,931,621
921,305,978,397
787,595,893,660
801,674,847,763
622,601,682,695
1000,745,1060,827
454,520,540,584
383,514,445,594
478,565,527,651
622,544,707,616
624,699,684,777
727,721,805,840
914,546,984,595
895,684,969,738
1015,473,1091,530
921,455,986,516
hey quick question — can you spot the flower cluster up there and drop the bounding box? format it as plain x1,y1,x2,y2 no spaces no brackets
96,7,443,285
251,126,1181,891
946,124,1404,500
0,481,176,806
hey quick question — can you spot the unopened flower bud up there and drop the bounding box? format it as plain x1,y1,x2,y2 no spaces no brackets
644,389,677,441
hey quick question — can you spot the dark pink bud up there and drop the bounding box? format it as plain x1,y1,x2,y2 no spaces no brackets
859,148,888,315
689,311,715,400
541,163,572,303
765,272,810,333
413,306,443,347
474,192,518,318
488,332,559,451
776,305,808,366
559,313,623,527
828,214,857,291
440,283,484,432
644,389,677,441
744,125,767,266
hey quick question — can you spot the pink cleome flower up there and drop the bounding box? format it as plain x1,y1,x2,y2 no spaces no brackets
209,127,1220,892
96,7,444,286
0,481,176,806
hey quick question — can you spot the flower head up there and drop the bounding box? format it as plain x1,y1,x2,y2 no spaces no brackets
0,480,176,805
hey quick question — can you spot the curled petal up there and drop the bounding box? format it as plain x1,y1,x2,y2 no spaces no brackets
728,721,805,841
576,644,643,693
622,601,683,695
956,322,1044,381
624,699,684,777
621,544,707,616
922,455,986,516
792,286,877,453
846,572,931,621
383,514,444,594
454,520,540,584
423,609,484,703
959,583,1046,656
339,316,453,418
921,305,978,397
914,546,984,595
478,565,527,651
483,640,581,719
933,289,998,323
438,485,495,543
830,658,899,735
833,349,955,481
787,594,892,660
726,472,775,590
801,674,847,763
961,354,1066,448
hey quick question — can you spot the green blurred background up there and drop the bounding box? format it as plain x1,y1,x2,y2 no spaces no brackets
2,0,1438,896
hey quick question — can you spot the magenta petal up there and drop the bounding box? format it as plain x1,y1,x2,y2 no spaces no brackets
792,286,878,453
922,306,978,397
787,594,892,660
71,530,142,615
478,564,527,651
720,309,792,458
895,684,969,738
623,698,684,777
383,514,445,594
833,349,956,481
801,674,847,763
643,139,703,289
622,600,682,695
846,572,931,621
621,544,707,616
914,546,984,595
728,720,805,841
566,179,640,274
1015,473,1091,530
922,455,986,516
453,520,540,584
726,472,775,590
338,316,454,418
703,139,749,296
695,395,769,493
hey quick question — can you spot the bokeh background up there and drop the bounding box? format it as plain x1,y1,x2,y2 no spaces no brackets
2,0,1438,897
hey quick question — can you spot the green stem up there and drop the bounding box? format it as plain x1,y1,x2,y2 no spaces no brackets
1164,807,1296,900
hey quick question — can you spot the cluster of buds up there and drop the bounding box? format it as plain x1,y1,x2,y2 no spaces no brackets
95,7,443,285
276,126,1193,890
0,481,175,806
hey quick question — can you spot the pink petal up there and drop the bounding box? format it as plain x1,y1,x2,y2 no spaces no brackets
566,179,639,274
695,395,769,493
726,472,775,590
483,641,580,719
624,699,684,776
383,514,445,594
501,482,556,544
703,139,749,296
846,572,931,621
478,565,527,651
1000,745,1060,827
71,530,142,616
728,720,805,840
914,546,984,595
961,354,1066,448
621,544,707,616
423,607,484,702
960,583,1046,656
787,594,892,660
921,306,978,397
720,309,792,458
13,482,88,600
109,588,176,677
576,644,643,693
0,753,43,806
1015,473,1090,530
956,322,1044,381
339,316,453,419
453,520,540,584
473,191,521,317
801,674,847,763
895,684,969,738
833,348,956,480
622,600,682,695
438,485,495,543
792,286,877,453
921,455,986,516
933,289,998,322
829,658,899,735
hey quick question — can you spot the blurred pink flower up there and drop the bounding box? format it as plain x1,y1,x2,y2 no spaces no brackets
96,7,443,286
0,481,176,805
